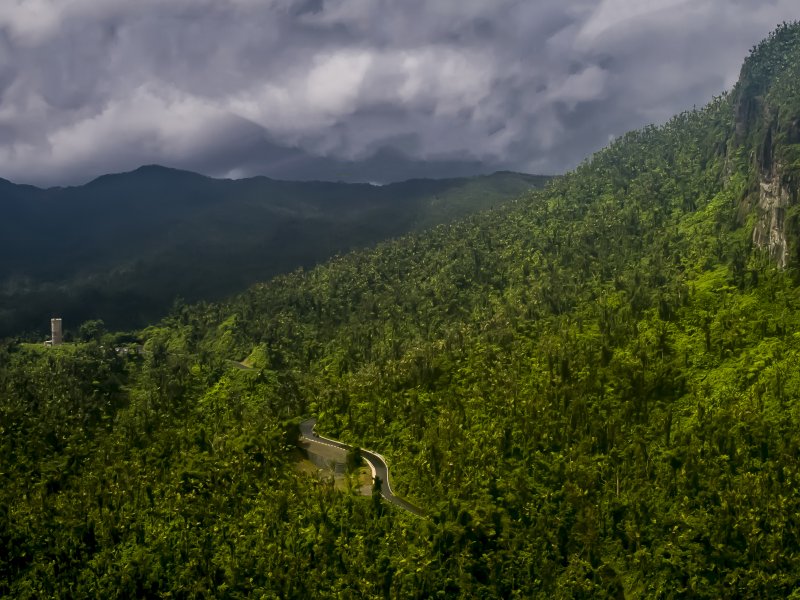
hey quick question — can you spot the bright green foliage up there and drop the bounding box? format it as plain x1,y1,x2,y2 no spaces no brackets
3,23,800,598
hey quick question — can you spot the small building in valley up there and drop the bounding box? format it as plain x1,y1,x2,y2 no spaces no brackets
45,318,63,346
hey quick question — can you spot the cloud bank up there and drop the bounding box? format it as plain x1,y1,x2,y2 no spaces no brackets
0,0,798,186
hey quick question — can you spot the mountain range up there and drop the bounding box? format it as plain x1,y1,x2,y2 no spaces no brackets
0,168,548,337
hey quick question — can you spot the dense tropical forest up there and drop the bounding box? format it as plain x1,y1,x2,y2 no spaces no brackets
0,169,545,337
3,22,800,598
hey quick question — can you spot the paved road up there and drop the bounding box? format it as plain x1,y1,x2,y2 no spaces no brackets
299,418,425,517
227,359,254,370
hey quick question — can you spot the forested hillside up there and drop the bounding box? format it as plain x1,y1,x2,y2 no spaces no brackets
3,23,800,598
0,168,545,337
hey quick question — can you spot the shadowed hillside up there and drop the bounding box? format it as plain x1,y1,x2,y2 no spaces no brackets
0,169,548,337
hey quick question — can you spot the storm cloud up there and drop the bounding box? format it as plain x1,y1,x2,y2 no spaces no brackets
0,0,798,186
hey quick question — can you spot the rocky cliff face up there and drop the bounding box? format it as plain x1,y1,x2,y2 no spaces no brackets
752,120,792,268
730,29,800,269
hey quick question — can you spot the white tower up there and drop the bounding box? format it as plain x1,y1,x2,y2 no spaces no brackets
51,318,63,346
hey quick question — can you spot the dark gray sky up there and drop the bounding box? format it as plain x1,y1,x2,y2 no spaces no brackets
0,0,797,186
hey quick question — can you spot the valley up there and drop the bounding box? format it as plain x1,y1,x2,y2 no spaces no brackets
0,168,547,337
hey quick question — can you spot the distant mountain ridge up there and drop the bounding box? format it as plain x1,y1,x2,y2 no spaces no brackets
0,166,549,336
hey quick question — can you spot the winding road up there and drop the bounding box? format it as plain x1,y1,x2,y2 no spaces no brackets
299,418,425,517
